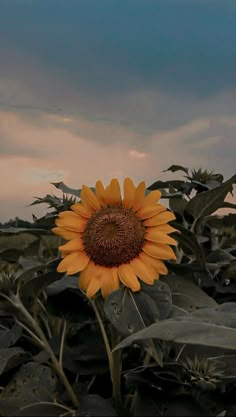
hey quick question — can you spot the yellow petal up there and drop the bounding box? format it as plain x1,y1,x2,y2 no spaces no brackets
152,224,178,235
130,257,156,284
52,227,81,240
71,202,92,218
137,204,166,219
95,180,107,205
143,211,176,227
122,177,136,208
143,242,176,260
56,215,87,232
57,251,90,275
132,181,146,212
101,267,120,298
145,230,177,245
142,190,162,206
105,178,122,206
81,185,101,211
79,261,96,291
86,276,101,298
139,251,168,275
118,263,140,292
59,236,84,252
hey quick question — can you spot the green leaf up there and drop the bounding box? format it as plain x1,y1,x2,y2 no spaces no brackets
0,348,30,376
114,303,236,351
46,275,78,296
140,280,172,319
51,181,82,197
169,197,188,216
185,174,236,221
0,362,57,415
172,223,206,265
147,180,186,191
207,249,235,265
0,324,23,349
163,164,189,175
104,288,160,336
162,274,216,314
19,266,62,301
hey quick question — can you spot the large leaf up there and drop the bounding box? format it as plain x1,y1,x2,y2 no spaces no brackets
0,348,31,376
19,269,63,301
162,274,216,314
140,281,172,319
0,324,23,349
104,288,160,336
46,275,78,296
169,197,188,216
185,174,236,220
51,181,82,197
114,303,236,351
163,165,189,175
147,180,186,191
172,223,206,265
0,362,57,416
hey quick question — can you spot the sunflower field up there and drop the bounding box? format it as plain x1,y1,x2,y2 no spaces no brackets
0,165,236,417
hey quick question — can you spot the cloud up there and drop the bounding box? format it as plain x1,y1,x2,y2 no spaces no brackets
128,150,148,159
1,109,236,221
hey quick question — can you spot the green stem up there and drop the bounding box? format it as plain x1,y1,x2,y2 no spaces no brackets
11,294,79,408
91,298,121,405
111,337,122,405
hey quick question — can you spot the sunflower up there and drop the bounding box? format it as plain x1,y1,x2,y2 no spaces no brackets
52,178,177,298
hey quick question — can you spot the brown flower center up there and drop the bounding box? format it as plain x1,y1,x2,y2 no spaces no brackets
82,207,146,267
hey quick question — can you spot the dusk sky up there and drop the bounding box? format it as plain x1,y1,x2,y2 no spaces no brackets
0,0,236,221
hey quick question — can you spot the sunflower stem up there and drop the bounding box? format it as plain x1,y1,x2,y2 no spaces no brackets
111,333,122,406
10,294,80,408
91,298,121,406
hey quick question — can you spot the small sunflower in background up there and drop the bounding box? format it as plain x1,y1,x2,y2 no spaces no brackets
52,178,177,298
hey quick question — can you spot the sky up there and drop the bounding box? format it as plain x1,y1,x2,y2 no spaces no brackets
0,0,236,221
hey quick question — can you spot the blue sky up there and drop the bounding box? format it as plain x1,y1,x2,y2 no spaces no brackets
0,0,236,220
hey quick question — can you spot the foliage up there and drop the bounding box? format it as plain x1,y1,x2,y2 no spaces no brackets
0,166,236,416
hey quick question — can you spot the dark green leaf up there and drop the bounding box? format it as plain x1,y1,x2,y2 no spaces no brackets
172,223,206,265
163,165,189,175
0,248,23,262
0,324,23,349
140,281,172,319
162,274,216,313
185,174,236,220
46,275,78,296
147,180,186,191
19,269,63,301
169,197,188,216
0,348,30,376
114,303,236,351
51,181,82,197
0,362,57,415
207,249,235,265
104,288,160,336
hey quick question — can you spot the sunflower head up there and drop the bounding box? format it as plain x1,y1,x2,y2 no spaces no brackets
52,178,177,298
